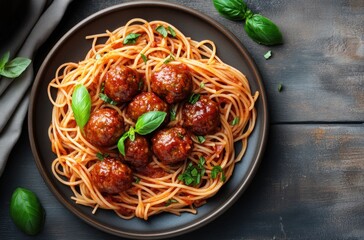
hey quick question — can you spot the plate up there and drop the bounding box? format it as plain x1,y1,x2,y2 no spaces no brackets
28,1,268,239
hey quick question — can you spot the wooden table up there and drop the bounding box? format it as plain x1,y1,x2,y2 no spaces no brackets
1,0,363,239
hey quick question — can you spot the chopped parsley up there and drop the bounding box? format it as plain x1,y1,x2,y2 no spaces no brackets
264,50,272,60
196,135,206,144
211,165,226,182
140,53,148,64
188,93,200,104
230,117,240,126
170,109,177,121
163,54,175,64
96,152,108,160
178,157,206,186
99,93,117,105
134,176,141,184
199,82,205,88
278,83,283,92
165,198,178,206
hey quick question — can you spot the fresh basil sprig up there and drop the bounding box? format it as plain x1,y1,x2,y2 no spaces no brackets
0,52,31,79
118,111,167,155
71,84,91,129
213,0,283,45
10,187,45,235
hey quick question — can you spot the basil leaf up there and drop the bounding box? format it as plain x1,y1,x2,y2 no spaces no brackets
129,126,135,141
140,53,148,64
10,187,45,235
0,51,10,69
71,84,91,129
156,25,168,37
167,26,176,37
134,111,167,135
213,0,247,21
244,14,283,45
0,57,31,79
123,33,141,44
117,132,130,156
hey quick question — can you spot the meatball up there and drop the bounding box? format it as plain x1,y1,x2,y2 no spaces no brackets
123,134,152,168
151,127,193,164
182,95,220,135
104,65,142,103
151,64,192,104
90,157,133,194
84,108,124,147
126,92,169,122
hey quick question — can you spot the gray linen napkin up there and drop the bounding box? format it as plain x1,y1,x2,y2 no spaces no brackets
0,0,47,95
0,0,73,176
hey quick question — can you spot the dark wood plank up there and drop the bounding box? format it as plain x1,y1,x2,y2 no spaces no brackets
1,123,364,239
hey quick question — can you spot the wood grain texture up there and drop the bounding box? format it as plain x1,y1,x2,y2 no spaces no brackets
1,124,364,239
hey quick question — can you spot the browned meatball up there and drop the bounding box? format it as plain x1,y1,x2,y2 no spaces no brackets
123,134,151,168
126,92,169,122
104,65,142,103
151,127,193,164
90,157,133,194
84,108,124,147
182,95,220,135
151,64,192,104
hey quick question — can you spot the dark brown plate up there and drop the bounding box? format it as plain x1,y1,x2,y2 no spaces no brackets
28,1,268,239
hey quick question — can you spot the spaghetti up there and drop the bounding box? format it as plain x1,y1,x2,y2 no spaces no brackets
48,18,258,220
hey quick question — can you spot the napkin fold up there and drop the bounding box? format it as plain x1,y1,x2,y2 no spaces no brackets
0,0,73,176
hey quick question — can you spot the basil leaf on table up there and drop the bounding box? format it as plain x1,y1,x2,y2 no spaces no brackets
245,14,283,45
118,111,167,156
212,1,283,46
213,0,248,21
71,84,91,129
10,187,45,235
0,51,31,79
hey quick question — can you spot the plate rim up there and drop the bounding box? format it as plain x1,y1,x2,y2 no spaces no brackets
28,1,269,239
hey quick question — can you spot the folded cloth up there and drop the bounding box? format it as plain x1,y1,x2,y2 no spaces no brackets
0,0,47,96
0,0,74,176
